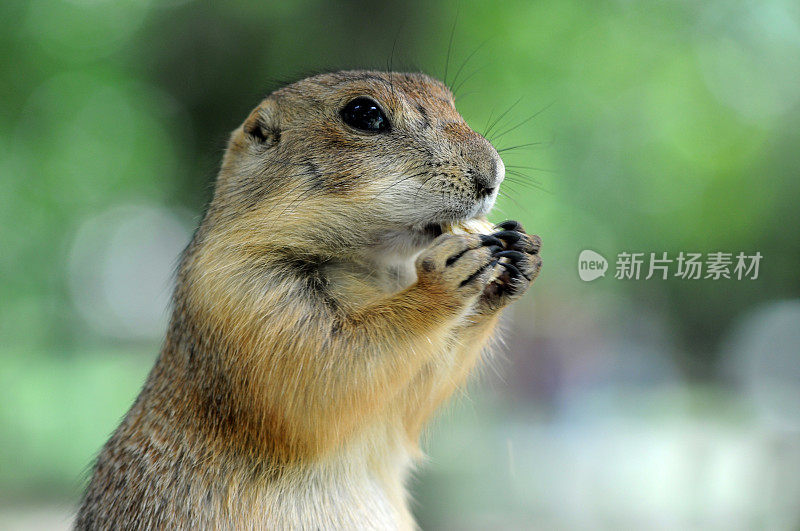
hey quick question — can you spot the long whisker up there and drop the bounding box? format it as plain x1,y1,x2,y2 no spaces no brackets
492,101,555,142
443,9,459,86
387,29,401,98
483,107,496,139
504,175,550,194
450,37,491,95
505,164,558,174
490,203,509,218
452,64,488,99
496,141,545,153
497,188,532,217
506,172,542,185
506,169,542,182
484,98,522,139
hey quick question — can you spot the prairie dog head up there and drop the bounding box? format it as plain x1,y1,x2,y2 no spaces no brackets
209,70,505,258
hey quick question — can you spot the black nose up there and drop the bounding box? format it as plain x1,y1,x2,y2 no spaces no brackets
474,171,497,197
476,180,496,197
472,155,504,197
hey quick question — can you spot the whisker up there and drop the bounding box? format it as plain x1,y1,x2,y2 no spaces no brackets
504,175,551,194
483,108,496,139
496,141,545,153
492,101,555,141
387,28,401,98
506,169,542,183
497,189,532,217
505,164,558,174
452,64,488,99
491,203,509,218
451,37,491,95
443,9,459,86
454,91,478,101
484,98,522,139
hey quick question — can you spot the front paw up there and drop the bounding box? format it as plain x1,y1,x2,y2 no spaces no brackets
478,220,542,313
415,233,504,309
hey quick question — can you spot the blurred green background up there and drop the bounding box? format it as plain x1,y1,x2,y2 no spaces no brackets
2,0,799,529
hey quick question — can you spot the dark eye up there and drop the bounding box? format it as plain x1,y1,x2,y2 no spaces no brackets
340,97,390,133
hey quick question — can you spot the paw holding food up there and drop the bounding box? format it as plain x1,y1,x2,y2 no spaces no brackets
415,232,501,305
441,217,542,313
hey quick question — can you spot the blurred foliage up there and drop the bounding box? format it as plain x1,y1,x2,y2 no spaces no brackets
1,0,799,522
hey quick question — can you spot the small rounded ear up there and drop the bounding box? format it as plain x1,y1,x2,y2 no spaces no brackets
243,98,281,147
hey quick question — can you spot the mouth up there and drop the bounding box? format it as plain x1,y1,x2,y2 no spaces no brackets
398,213,493,252
418,215,496,240
412,196,497,241
441,216,496,236
436,195,497,235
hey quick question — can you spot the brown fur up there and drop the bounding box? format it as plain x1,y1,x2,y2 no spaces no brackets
75,71,542,530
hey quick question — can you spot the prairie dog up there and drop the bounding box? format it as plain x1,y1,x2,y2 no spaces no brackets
75,70,542,530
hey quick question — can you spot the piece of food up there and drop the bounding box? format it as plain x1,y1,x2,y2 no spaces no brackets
441,216,495,236
442,217,505,283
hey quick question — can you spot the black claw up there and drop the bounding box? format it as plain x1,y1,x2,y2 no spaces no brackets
491,230,522,247
498,260,522,277
498,260,532,281
493,250,527,262
486,245,503,254
479,234,504,248
495,220,524,232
